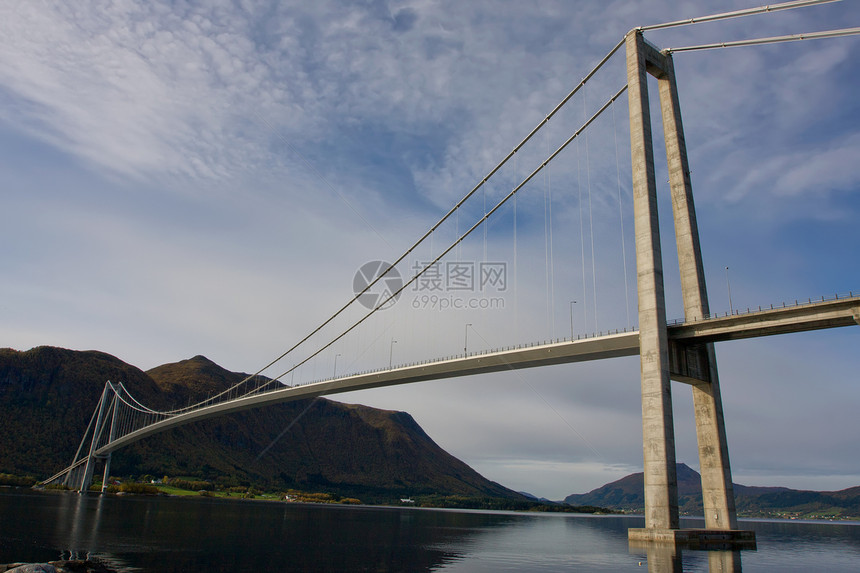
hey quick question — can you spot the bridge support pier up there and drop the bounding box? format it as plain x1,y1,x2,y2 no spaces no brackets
100,389,120,493
626,28,678,532
50,381,121,494
625,29,753,545
658,47,739,532
79,383,112,494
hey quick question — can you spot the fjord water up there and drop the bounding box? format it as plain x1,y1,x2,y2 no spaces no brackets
1,490,859,572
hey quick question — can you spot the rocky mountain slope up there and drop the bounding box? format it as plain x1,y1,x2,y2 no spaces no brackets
0,346,522,502
564,463,860,518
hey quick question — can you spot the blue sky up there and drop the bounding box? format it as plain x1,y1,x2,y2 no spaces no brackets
1,0,859,499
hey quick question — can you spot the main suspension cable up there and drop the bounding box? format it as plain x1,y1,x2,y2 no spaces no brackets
169,36,630,413
222,10,858,415
667,26,860,52
271,86,629,385
640,0,841,31
100,39,631,420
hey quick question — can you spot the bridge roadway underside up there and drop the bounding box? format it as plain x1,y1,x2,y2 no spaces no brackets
96,296,860,457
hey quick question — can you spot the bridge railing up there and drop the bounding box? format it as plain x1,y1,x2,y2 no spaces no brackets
666,291,858,327
288,326,642,387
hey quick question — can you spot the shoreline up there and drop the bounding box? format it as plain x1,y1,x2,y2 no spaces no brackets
0,560,116,573
8,487,860,523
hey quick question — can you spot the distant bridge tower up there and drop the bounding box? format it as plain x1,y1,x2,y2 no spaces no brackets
624,29,754,545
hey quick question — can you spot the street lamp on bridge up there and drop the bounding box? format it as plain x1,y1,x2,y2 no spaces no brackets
334,353,341,378
464,323,472,355
725,266,734,314
389,339,397,369
570,300,577,339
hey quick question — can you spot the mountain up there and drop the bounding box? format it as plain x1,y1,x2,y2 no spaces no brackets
563,463,705,511
518,491,558,504
564,463,860,519
0,346,523,502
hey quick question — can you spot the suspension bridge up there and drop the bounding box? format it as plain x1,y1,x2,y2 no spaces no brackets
44,0,859,549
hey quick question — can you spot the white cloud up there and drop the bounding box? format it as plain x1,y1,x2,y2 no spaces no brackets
728,132,860,201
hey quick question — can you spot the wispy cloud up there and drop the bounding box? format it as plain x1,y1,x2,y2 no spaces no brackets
728,132,860,201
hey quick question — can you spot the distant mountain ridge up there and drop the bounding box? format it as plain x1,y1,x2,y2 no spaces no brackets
0,346,524,502
564,463,860,519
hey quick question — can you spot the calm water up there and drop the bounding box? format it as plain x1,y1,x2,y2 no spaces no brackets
1,489,859,572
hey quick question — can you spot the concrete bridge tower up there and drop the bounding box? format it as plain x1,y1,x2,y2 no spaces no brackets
624,29,754,546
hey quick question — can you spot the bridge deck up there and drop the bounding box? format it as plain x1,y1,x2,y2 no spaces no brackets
97,330,642,455
669,296,860,342
91,294,859,458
